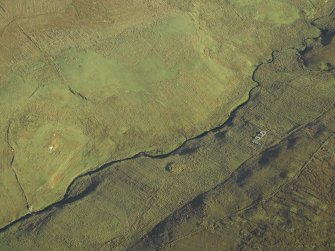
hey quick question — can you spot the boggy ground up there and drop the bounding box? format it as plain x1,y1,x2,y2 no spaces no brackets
1,4,335,250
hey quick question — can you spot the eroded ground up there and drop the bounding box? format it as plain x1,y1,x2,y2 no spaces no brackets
0,0,334,250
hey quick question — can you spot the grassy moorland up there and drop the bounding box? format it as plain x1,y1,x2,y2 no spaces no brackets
1,38,334,250
0,0,335,250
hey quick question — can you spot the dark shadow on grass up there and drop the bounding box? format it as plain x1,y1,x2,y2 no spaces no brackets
236,167,253,187
258,146,281,166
